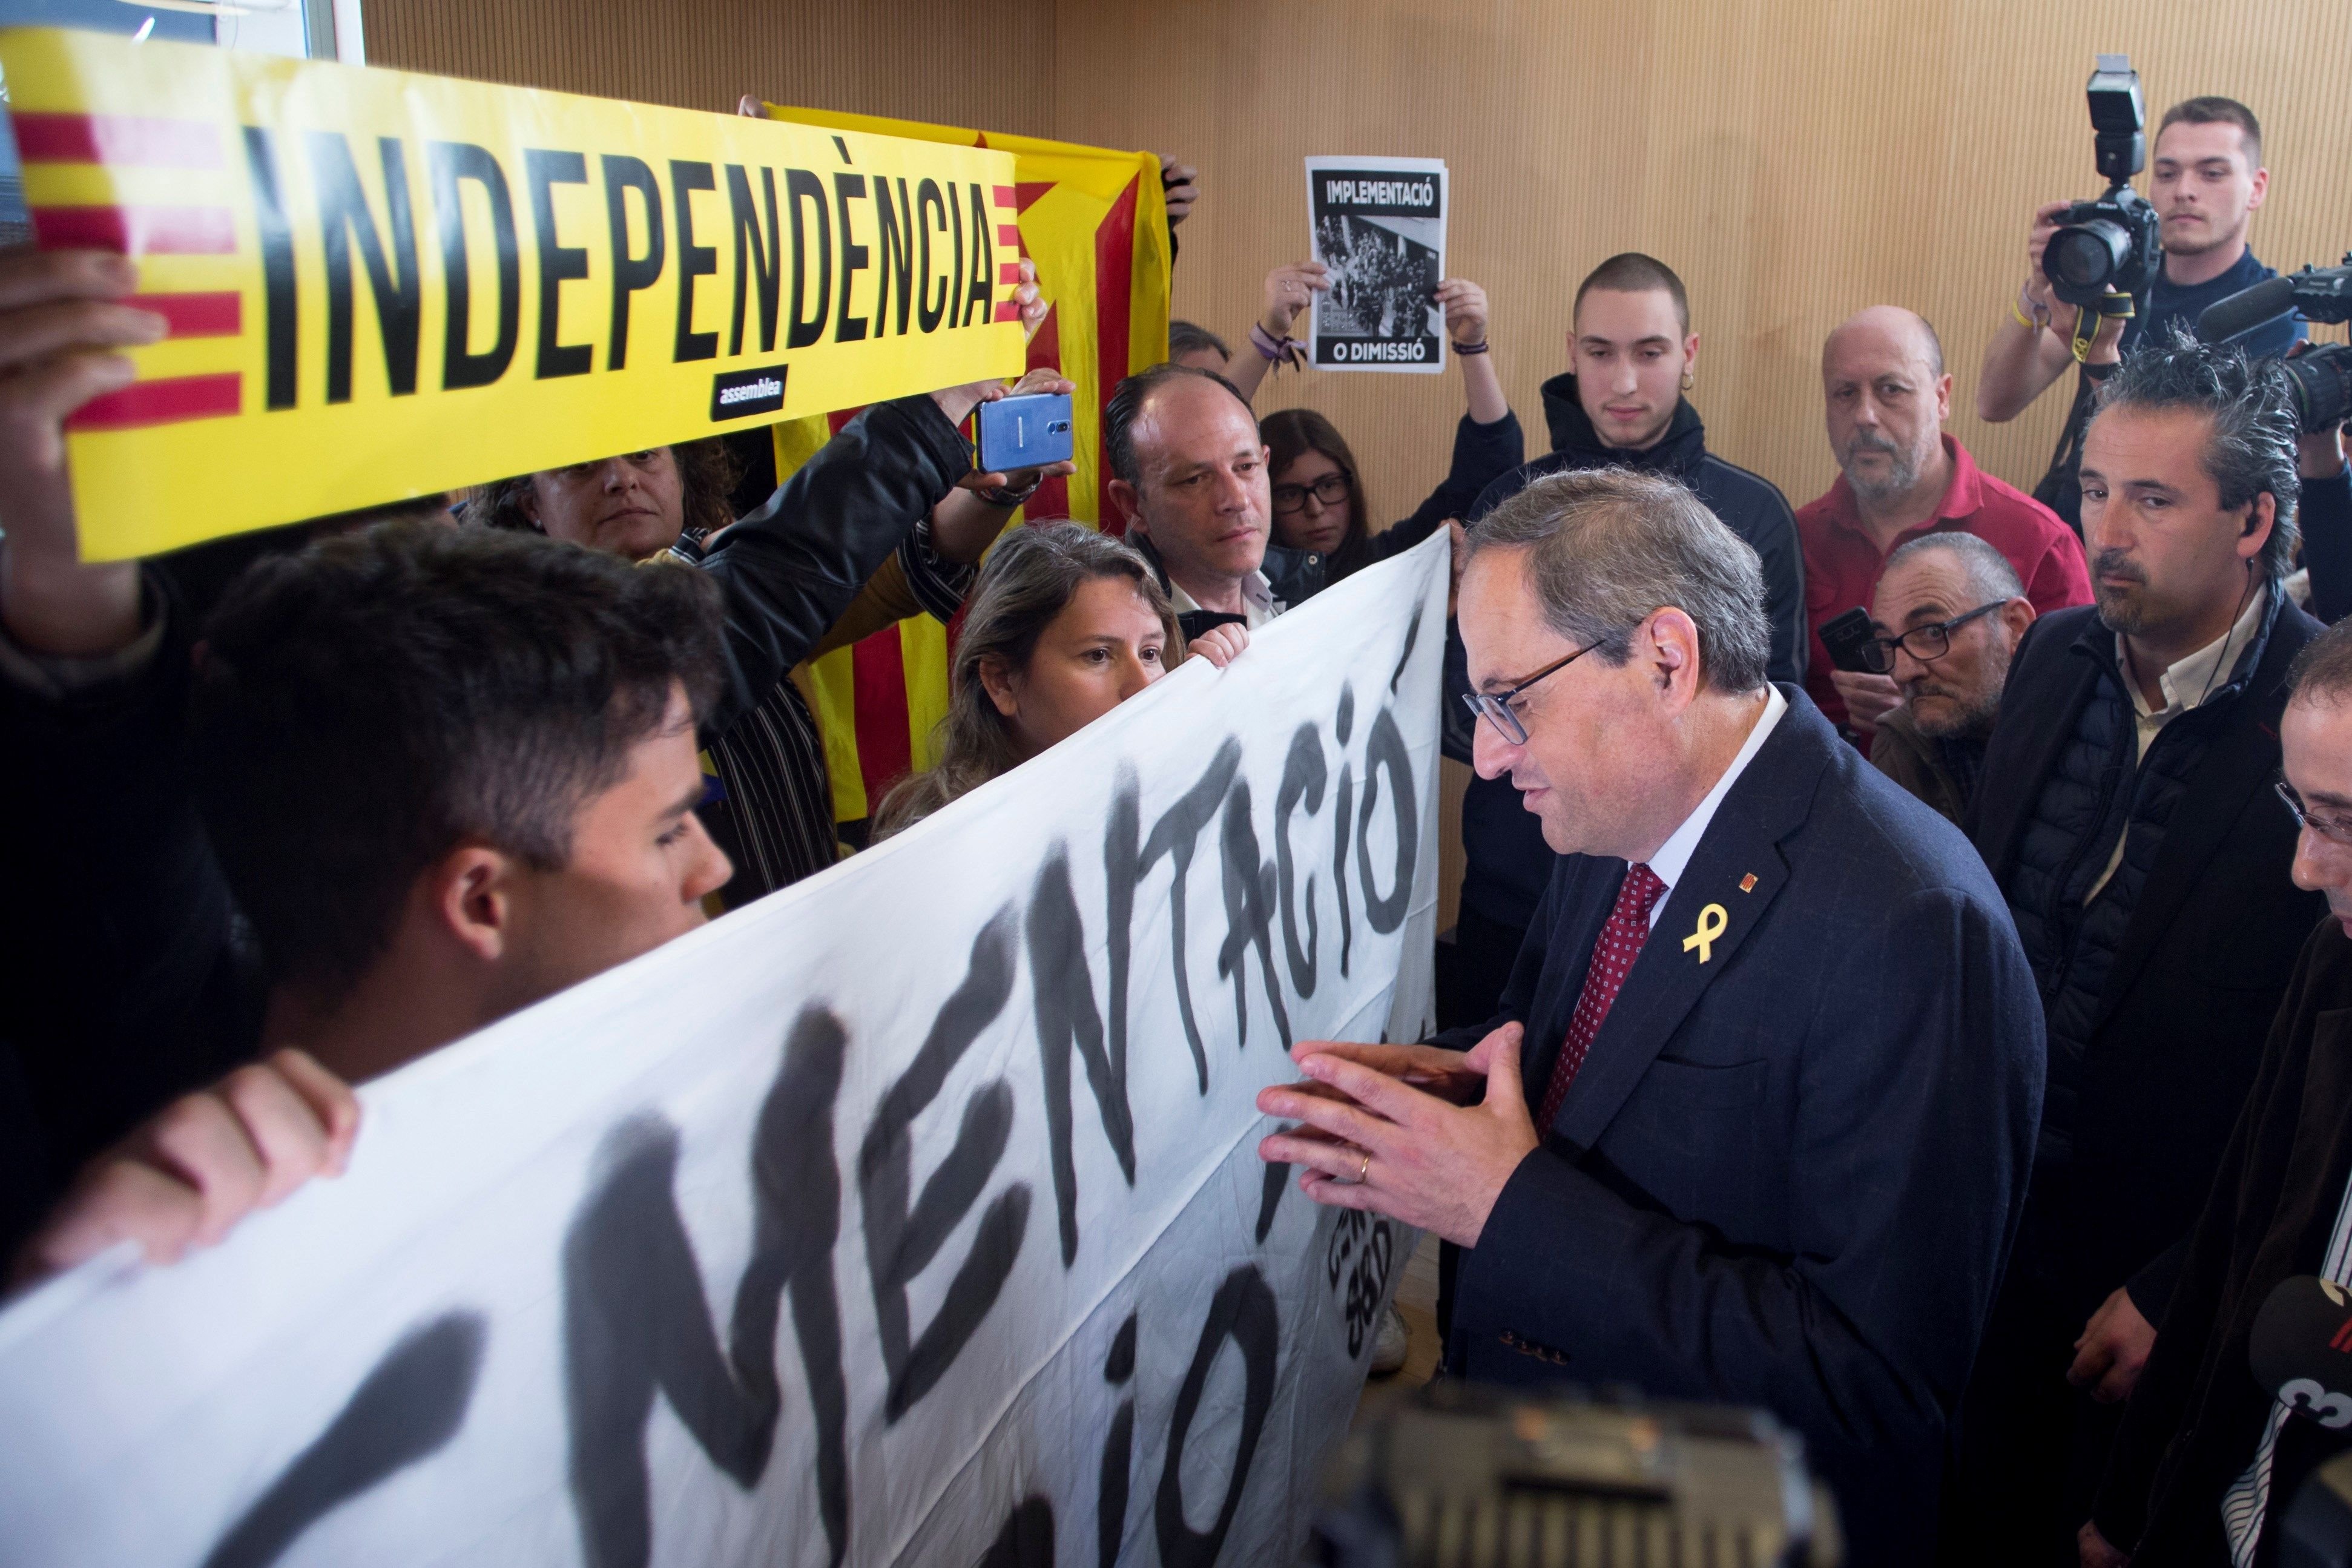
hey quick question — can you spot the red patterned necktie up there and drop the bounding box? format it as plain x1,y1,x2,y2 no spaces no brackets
1535,863,1668,1130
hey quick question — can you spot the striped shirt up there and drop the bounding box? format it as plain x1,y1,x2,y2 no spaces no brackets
669,518,970,906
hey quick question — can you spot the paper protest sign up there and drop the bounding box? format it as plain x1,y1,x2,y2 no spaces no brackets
0,29,1026,560
0,532,1448,1568
1304,156,1446,374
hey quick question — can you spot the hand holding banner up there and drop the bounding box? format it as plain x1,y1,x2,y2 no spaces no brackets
0,30,1027,559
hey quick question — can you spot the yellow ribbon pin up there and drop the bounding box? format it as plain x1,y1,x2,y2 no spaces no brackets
1682,903,1728,963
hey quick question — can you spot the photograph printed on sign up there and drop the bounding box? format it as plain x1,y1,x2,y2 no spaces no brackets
1303,156,1446,374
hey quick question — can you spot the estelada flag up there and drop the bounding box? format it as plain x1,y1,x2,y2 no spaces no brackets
756,104,1173,829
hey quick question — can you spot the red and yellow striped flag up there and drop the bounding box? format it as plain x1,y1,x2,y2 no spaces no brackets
757,104,1173,826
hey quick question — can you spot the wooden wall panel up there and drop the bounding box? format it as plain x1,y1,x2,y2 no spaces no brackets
1056,0,2352,542
364,0,1056,137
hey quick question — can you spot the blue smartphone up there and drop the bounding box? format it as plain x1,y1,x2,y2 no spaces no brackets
975,392,1075,472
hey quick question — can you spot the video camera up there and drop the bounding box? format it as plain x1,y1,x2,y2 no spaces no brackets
2044,55,2163,331
2198,260,2352,433
1306,1382,1842,1568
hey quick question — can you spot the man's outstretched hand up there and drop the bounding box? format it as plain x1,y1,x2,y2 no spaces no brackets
1255,1023,1537,1247
13,1049,361,1287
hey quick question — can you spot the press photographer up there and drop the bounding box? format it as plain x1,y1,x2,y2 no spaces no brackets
2201,262,2352,624
1976,62,2300,531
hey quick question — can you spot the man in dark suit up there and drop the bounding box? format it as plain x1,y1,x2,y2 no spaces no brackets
1257,467,2044,1567
1946,329,2327,1567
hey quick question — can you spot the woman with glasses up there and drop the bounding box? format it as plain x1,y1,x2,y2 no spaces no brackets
1233,269,1523,604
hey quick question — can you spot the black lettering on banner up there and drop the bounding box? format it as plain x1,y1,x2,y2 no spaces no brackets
200,1313,486,1568
1274,723,1328,1000
832,172,869,343
1215,780,1293,1053
859,908,1031,1422
306,132,420,403
599,155,664,371
1254,1159,1289,1245
561,1009,852,1568
1029,846,1135,1267
915,177,949,334
973,1497,1056,1568
1356,707,1418,934
668,160,718,363
723,163,781,357
1154,1266,1279,1568
1326,1211,1395,1358
947,180,965,328
525,147,591,380
1332,685,1357,978
785,167,832,349
873,175,914,338
1105,742,1242,1095
241,127,297,410
964,180,993,327
1098,1313,1138,1568
428,141,520,390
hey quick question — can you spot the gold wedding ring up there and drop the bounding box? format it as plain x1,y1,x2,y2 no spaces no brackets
1357,1149,1372,1185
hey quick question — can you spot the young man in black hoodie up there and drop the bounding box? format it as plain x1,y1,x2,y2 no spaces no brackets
1440,252,1804,1024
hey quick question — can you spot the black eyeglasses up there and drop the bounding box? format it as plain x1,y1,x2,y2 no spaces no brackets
1271,472,1350,515
1459,636,1623,746
2278,779,2352,848
1856,600,2008,675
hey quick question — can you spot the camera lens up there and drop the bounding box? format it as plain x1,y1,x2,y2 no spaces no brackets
2048,223,2127,291
2284,346,2352,435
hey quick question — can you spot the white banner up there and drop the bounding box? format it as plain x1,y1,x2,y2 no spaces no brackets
0,532,1448,1568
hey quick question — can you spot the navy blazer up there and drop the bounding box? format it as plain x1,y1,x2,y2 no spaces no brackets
1437,688,2044,1568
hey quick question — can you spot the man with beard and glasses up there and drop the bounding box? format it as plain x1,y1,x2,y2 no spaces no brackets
1861,533,2036,825
1797,306,2089,740
1942,326,2327,1566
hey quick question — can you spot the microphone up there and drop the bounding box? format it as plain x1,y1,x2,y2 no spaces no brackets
2253,1276,2352,1429
2199,275,2300,345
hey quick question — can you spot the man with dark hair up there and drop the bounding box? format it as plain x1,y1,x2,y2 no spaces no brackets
1443,251,1804,1026
1799,305,2089,737
1166,320,1231,372
1257,464,2041,1568
1102,360,1299,638
1979,94,2302,532
2083,615,2352,1567
1865,532,2037,825
1947,328,2328,1564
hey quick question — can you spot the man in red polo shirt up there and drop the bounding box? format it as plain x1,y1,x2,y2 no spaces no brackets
1800,305,2091,737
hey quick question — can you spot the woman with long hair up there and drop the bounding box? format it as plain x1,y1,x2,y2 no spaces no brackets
874,523,1246,837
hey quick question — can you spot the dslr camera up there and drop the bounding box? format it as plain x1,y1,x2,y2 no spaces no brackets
2198,259,2352,434
2044,54,2163,320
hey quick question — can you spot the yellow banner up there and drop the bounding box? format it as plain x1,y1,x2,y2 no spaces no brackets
1,30,1024,560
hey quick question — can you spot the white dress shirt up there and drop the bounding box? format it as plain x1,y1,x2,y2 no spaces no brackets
1641,685,1789,930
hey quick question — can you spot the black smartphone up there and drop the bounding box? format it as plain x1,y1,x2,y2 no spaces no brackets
1819,607,1882,674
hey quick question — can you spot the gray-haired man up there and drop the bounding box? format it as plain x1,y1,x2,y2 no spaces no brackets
1865,532,2037,825
1254,466,2043,1567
